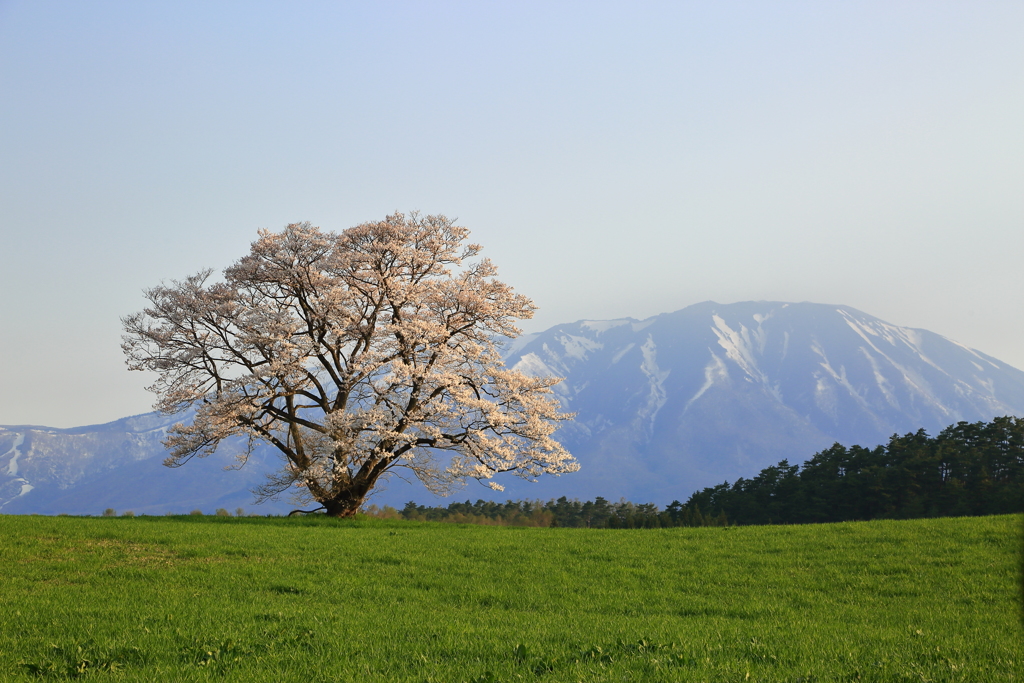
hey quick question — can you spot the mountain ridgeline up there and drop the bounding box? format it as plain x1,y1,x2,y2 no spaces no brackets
2,301,1023,514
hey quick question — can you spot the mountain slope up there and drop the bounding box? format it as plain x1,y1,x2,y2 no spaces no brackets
494,301,1024,501
0,413,291,515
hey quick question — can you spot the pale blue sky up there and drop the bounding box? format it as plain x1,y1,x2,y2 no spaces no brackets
2,1,1022,427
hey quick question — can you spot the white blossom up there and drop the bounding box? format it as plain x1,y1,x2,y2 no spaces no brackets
122,213,577,516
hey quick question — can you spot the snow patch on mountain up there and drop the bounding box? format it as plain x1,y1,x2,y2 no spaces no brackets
841,314,899,362
896,328,946,375
686,352,729,411
557,334,603,361
637,335,670,432
3,433,25,476
811,342,867,418
840,310,947,378
612,343,635,364
711,314,769,388
581,319,631,333
859,346,900,409
0,432,34,510
949,338,1000,368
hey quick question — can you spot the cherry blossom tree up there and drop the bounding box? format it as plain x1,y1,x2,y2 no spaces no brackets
122,213,577,517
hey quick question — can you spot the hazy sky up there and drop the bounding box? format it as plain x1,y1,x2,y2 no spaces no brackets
2,1,1022,428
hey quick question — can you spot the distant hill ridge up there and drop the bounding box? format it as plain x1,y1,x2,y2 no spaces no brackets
3,301,1023,513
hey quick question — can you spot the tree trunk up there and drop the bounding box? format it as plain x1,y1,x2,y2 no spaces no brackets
320,477,377,518
322,494,364,518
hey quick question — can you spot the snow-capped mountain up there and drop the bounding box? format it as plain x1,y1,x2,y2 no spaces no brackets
492,301,1024,502
3,301,1023,513
0,413,292,515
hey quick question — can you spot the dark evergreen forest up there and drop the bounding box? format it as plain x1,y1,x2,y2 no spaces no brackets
378,417,1023,528
390,496,729,528
685,415,1024,525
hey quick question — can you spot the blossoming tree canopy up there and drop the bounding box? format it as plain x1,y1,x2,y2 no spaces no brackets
121,213,578,517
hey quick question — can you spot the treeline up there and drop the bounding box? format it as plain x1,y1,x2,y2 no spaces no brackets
685,416,1024,525
364,417,1023,528
365,497,729,528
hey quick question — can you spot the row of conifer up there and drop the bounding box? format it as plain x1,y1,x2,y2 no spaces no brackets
365,416,1023,527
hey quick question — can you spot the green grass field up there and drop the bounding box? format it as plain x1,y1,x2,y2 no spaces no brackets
0,514,1020,682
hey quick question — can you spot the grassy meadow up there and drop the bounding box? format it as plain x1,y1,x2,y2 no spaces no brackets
0,514,1021,682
